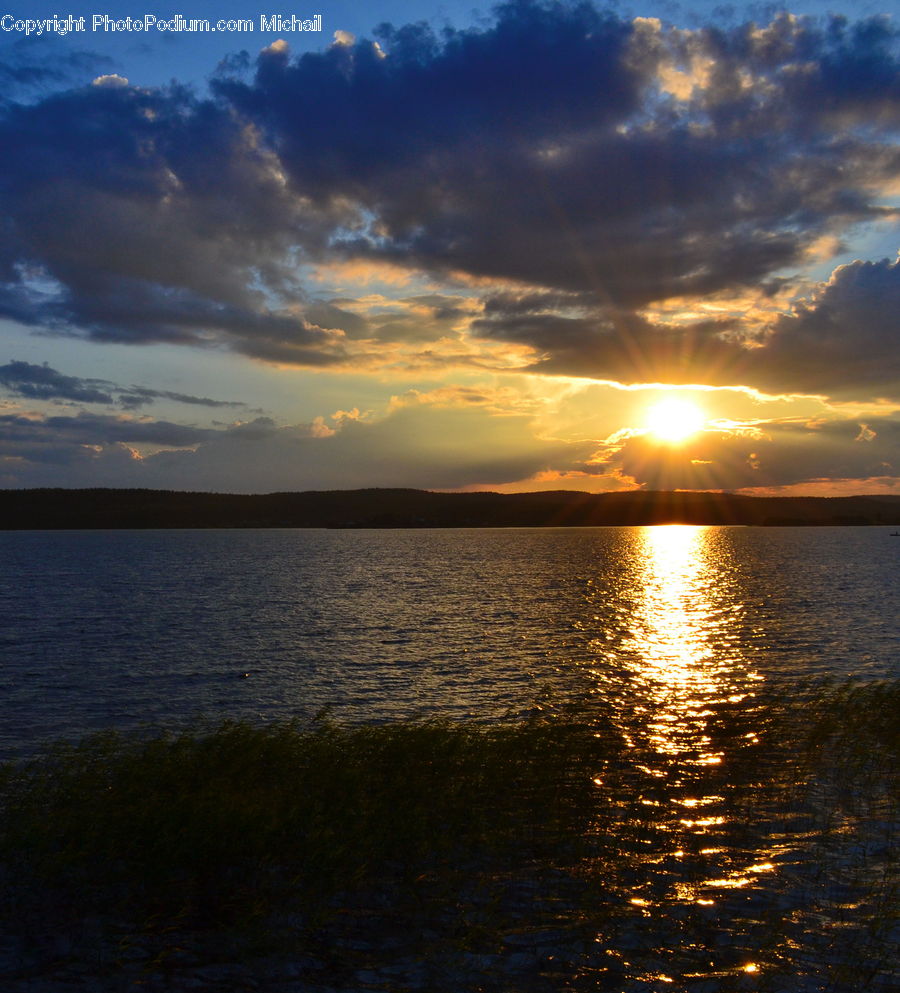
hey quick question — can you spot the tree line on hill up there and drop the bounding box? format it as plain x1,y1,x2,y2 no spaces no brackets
2,488,900,528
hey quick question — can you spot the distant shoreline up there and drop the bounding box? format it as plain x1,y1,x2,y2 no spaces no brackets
2,487,900,529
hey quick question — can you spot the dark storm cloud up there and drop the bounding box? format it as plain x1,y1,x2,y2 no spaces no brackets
217,3,639,193
722,13,900,130
0,77,349,361
217,3,900,397
0,360,246,409
217,4,897,300
747,257,900,399
0,1,897,397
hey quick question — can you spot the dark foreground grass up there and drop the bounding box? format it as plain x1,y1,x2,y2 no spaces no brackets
0,712,614,928
0,681,898,989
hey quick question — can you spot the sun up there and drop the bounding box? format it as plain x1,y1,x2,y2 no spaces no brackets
645,396,706,443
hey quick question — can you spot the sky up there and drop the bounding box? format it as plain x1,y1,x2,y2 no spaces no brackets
0,0,898,494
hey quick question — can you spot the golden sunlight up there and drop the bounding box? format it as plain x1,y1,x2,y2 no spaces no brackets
645,396,705,443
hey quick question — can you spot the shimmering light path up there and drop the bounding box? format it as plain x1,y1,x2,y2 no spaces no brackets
577,526,895,988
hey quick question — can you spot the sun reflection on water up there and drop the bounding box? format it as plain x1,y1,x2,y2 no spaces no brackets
583,525,787,982
610,525,759,766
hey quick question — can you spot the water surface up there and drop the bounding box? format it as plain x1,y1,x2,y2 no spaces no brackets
1,526,897,758
1,525,897,989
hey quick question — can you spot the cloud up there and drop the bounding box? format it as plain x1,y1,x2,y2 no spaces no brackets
0,1,896,406
148,405,586,491
0,360,246,409
302,292,473,345
0,400,594,492
0,78,350,363
608,413,900,490
472,253,900,403
116,386,246,410
0,360,115,404
0,409,215,486
217,4,897,304
472,294,750,385
0,410,214,449
2,386,896,495
92,74,129,88
0,39,113,97
746,257,900,399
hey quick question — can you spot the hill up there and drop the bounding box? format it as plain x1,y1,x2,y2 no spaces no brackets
2,488,900,528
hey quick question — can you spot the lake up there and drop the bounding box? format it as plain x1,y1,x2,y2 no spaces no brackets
1,525,897,759
1,525,898,990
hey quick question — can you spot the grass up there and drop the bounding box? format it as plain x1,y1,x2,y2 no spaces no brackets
0,711,616,927
0,681,897,989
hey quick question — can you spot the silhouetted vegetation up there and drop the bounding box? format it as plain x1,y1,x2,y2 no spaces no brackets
1,682,897,989
0,715,612,928
2,486,900,528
